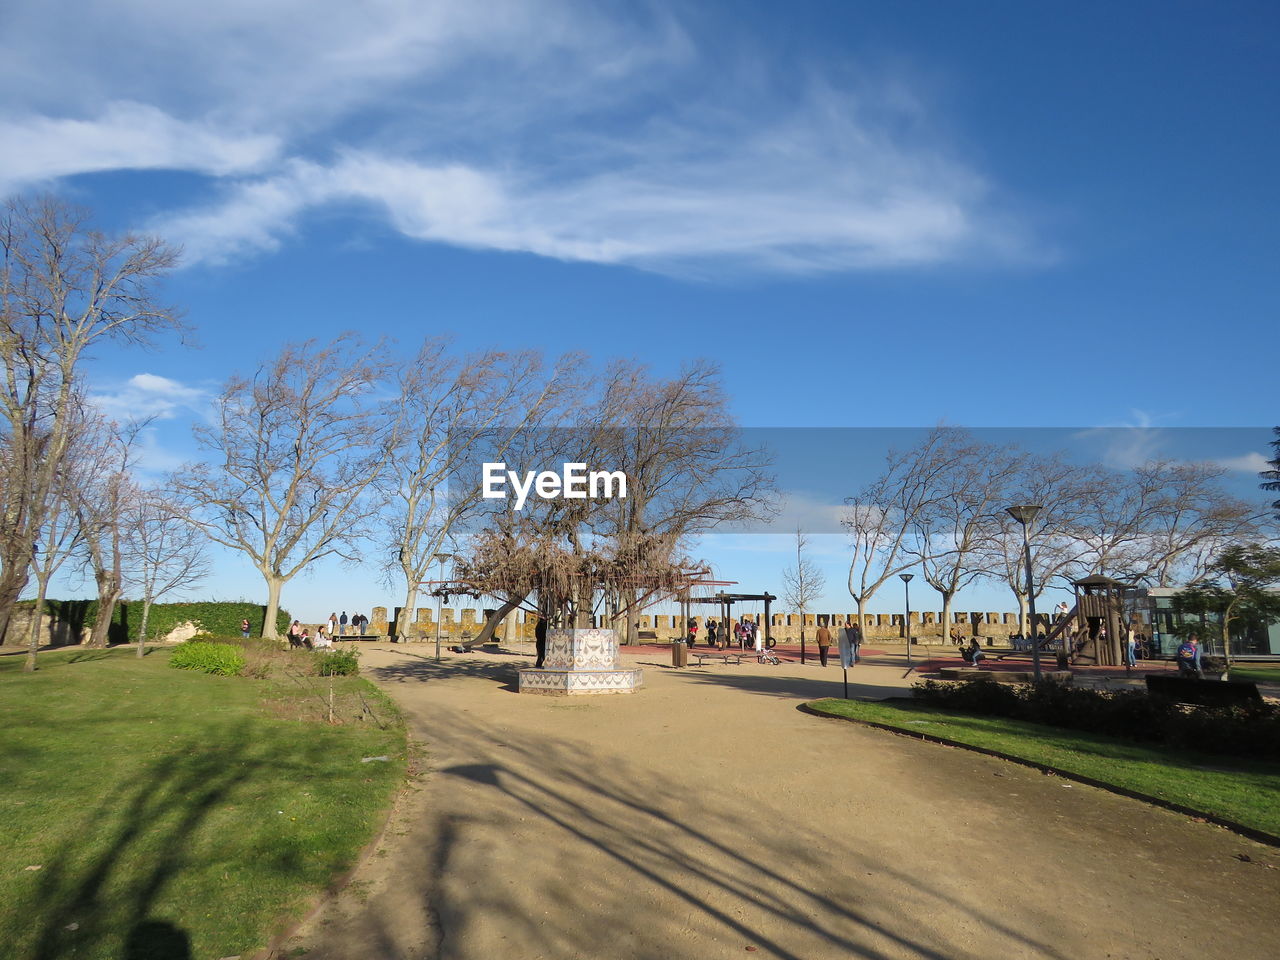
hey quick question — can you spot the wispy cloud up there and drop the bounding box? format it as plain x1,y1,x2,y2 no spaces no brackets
0,102,279,195
2,0,1038,277
1215,451,1270,473
89,373,212,422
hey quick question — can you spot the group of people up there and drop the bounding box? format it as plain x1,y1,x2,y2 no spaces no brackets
684,616,762,651
813,619,863,667
333,611,369,636
282,610,368,650
286,619,323,649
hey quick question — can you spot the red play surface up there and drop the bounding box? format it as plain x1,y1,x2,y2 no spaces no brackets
623,641,1180,676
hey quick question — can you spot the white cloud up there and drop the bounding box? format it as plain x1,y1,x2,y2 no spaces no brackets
0,102,280,195
90,373,212,422
1215,452,1270,473
2,0,1038,277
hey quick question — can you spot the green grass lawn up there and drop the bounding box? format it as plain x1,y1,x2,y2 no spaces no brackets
1226,663,1280,684
0,646,407,960
807,697,1280,839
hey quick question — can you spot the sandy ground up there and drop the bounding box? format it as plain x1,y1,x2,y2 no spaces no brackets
287,646,1280,960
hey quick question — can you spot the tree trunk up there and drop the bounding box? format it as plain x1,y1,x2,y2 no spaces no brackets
799,609,806,664
625,590,639,646
399,583,419,641
1221,602,1236,669
474,597,524,645
88,569,121,648
137,596,154,658
940,591,954,646
23,577,51,672
1015,591,1029,636
262,573,284,639
0,565,30,646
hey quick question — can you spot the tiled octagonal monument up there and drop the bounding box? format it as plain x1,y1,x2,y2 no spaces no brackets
517,628,643,695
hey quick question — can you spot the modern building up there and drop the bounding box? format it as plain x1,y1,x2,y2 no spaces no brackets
1136,587,1280,658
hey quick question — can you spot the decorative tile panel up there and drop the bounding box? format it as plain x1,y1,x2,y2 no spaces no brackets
520,628,642,695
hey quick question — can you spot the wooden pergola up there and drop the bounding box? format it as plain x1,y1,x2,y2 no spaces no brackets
686,591,777,644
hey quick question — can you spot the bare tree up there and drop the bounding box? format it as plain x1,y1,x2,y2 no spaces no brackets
982,453,1099,634
1124,460,1261,587
0,196,181,644
171,335,391,638
74,418,150,647
127,490,210,656
782,527,825,663
382,340,572,639
21,397,98,671
592,360,775,641
464,359,774,645
904,431,1023,642
843,427,971,646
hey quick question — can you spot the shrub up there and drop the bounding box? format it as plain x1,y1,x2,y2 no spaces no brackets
911,678,1280,760
16,598,292,644
170,641,247,677
316,648,360,677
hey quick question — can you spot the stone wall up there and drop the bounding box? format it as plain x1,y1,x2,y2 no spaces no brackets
388,606,1048,644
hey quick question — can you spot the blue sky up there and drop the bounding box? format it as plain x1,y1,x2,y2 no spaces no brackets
3,1,1276,621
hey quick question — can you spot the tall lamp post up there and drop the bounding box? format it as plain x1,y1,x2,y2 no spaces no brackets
899,573,914,665
1006,504,1044,681
433,553,452,662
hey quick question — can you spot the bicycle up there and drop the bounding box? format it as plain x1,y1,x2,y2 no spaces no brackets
757,650,781,665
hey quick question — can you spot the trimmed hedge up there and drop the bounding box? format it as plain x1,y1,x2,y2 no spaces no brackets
170,641,247,676
912,679,1280,761
14,599,291,644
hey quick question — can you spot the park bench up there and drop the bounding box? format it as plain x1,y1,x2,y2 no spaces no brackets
635,630,658,643
692,652,742,666
1144,674,1262,708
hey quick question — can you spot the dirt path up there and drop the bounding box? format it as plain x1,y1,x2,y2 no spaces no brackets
288,647,1280,960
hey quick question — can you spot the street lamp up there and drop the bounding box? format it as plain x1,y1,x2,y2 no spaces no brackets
433,553,452,662
1006,504,1044,681
899,573,914,665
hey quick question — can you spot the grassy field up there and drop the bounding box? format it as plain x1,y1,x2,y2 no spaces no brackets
0,646,407,960
807,697,1280,839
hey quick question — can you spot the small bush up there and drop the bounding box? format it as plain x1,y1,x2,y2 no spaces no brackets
316,648,360,676
912,678,1280,760
170,641,247,677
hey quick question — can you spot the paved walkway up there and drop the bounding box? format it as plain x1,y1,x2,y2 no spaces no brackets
289,647,1280,960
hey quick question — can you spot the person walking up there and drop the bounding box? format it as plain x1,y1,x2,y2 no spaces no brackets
707,619,718,649
1176,633,1203,678
327,612,338,639
240,618,251,639
816,619,832,667
339,611,349,636
686,617,699,647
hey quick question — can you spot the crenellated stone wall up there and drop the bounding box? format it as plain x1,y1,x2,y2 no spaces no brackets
387,606,1049,644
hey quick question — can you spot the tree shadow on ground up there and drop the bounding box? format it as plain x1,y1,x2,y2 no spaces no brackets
317,710,1077,960
368,652,523,693
678,666,898,702
19,718,354,960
